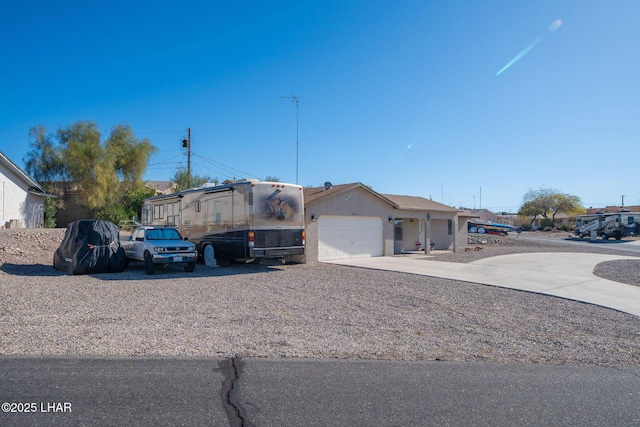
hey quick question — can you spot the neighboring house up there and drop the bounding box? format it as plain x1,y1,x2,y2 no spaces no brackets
471,209,499,223
50,180,178,227
512,212,575,229
47,181,93,228
301,182,470,263
146,181,177,196
0,151,48,228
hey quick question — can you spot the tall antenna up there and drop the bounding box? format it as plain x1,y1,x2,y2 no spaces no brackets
279,93,299,184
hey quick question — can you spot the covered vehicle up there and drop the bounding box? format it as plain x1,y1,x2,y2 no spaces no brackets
53,220,126,274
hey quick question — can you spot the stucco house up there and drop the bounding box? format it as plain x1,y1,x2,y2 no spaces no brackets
301,182,471,263
0,151,49,228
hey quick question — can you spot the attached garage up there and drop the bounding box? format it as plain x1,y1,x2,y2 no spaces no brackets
318,215,383,261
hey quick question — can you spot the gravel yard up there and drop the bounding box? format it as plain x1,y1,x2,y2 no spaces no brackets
1,229,639,366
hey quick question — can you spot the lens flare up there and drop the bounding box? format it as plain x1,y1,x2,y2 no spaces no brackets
549,19,562,32
496,39,540,76
496,19,561,76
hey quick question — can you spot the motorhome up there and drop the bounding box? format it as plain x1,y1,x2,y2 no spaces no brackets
575,211,640,240
141,180,305,264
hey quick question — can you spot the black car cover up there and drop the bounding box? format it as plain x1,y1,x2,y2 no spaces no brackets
53,220,126,274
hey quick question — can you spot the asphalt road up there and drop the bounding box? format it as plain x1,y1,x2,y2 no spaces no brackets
1,357,639,426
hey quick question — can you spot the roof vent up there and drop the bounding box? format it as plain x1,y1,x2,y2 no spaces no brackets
324,182,333,190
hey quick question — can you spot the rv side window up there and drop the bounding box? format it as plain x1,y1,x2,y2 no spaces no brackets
629,217,635,225
154,204,164,219
195,200,201,212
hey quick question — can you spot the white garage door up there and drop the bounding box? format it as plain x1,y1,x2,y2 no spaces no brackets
318,215,383,261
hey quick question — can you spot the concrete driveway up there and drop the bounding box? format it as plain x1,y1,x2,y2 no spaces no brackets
325,252,640,317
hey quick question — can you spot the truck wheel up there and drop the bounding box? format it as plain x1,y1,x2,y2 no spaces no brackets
184,262,196,272
601,233,608,240
144,252,155,275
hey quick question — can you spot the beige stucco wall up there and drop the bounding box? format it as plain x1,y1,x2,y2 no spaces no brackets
0,166,45,228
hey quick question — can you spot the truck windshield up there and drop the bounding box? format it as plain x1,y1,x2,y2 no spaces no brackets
146,229,182,240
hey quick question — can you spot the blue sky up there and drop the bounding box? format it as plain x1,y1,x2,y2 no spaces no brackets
1,0,639,212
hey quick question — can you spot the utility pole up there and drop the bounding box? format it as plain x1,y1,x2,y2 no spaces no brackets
621,194,625,208
279,94,299,184
182,128,191,188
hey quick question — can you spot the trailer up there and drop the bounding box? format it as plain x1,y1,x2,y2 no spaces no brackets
141,180,305,264
575,211,640,240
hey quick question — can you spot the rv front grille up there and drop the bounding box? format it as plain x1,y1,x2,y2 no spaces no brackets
255,230,303,248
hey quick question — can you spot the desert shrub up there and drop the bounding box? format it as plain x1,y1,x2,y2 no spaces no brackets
520,223,532,231
539,218,555,229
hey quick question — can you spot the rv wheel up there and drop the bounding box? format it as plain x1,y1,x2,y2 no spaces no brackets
601,233,608,240
144,252,155,275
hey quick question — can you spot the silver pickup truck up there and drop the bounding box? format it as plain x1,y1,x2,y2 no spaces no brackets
121,226,198,275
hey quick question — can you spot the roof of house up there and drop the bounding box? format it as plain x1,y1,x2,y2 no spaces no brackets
382,194,458,213
303,182,459,213
457,210,480,218
145,181,176,194
303,182,399,207
0,151,46,195
587,205,640,214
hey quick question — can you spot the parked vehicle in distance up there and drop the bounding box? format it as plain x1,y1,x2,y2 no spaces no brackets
121,226,198,275
574,211,640,240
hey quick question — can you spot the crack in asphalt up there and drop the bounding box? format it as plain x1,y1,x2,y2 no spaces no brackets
220,358,252,427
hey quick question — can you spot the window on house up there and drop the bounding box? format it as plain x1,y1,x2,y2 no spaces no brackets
448,219,453,235
195,200,201,212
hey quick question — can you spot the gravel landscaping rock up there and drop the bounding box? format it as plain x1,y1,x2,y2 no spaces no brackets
593,260,640,287
1,229,639,367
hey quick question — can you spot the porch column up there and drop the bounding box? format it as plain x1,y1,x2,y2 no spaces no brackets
425,213,431,255
453,215,459,253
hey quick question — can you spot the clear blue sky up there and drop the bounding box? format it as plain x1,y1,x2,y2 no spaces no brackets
2,0,639,212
